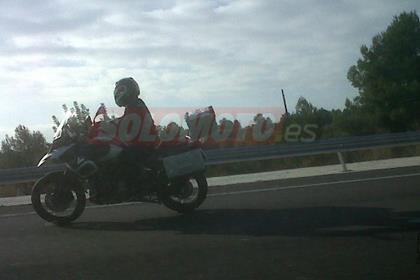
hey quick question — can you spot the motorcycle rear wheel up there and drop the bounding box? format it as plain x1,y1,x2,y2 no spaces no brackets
31,171,86,226
161,173,208,214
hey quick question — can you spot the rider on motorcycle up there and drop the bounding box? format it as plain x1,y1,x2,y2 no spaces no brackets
84,77,159,202
31,77,208,223
113,77,159,191
113,77,158,145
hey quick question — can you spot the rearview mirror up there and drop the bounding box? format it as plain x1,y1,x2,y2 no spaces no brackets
85,116,92,126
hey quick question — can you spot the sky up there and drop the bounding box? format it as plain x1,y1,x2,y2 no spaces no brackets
0,0,419,141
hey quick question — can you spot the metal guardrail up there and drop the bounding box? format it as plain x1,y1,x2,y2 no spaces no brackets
204,131,420,165
1,131,420,185
0,164,66,185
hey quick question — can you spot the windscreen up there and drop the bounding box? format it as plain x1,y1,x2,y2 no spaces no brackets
53,111,75,140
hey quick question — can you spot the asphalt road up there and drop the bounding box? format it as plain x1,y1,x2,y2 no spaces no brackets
1,166,420,280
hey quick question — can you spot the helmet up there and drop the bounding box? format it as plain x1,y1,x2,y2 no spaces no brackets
114,77,140,107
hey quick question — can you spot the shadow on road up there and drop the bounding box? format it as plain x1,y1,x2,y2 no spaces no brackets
67,207,420,238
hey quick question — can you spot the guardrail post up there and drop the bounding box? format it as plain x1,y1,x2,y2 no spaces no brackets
337,152,348,172
16,184,25,196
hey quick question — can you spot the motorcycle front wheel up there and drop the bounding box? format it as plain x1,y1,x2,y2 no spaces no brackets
161,173,208,214
31,171,86,226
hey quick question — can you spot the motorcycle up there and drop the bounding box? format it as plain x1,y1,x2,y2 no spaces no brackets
31,106,209,225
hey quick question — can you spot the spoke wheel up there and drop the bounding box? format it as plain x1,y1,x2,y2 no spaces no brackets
32,171,86,225
161,174,207,213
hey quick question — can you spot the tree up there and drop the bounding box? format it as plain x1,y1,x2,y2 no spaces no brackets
284,97,333,140
0,125,48,168
52,101,90,133
52,101,91,142
295,97,317,115
348,11,420,132
325,98,381,137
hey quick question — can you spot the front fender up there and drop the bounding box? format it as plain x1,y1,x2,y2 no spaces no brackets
37,145,76,167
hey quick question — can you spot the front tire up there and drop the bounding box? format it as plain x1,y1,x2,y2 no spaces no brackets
161,173,208,214
31,171,86,225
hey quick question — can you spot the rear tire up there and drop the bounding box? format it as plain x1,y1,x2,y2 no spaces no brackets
161,173,207,214
31,171,86,226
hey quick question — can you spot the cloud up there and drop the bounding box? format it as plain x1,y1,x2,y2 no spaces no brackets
0,0,419,141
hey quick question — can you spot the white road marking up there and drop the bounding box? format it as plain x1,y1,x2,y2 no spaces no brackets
0,212,36,218
1,172,420,219
87,201,143,209
208,172,420,197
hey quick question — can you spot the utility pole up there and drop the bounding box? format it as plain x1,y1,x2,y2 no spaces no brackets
281,89,289,116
